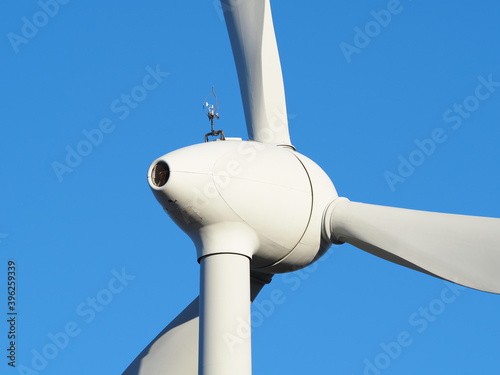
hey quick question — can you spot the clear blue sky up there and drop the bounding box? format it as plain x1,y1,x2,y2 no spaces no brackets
1,1,500,374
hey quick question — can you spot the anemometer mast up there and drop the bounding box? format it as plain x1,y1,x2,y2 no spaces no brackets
203,88,225,142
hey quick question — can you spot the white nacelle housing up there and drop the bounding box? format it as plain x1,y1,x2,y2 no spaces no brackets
148,140,338,273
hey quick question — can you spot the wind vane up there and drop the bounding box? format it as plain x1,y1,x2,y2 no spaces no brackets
203,87,225,142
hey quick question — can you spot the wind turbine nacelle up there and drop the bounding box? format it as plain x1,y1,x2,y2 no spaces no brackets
148,140,338,273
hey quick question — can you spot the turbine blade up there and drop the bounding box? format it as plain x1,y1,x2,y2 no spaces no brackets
122,272,272,374
326,198,500,294
221,0,292,146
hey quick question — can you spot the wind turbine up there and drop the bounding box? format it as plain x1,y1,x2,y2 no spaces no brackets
123,1,500,374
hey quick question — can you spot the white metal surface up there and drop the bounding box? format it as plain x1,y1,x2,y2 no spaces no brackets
199,253,251,375
124,298,199,375
261,149,339,273
148,140,338,271
221,0,291,145
325,198,500,294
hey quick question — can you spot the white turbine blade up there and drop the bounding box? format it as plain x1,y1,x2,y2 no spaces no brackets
122,298,198,375
221,0,291,145
326,198,500,294
122,272,272,375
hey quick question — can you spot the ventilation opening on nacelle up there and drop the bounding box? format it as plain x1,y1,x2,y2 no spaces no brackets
151,161,170,187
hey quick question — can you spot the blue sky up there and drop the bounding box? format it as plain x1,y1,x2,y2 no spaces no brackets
1,1,500,374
